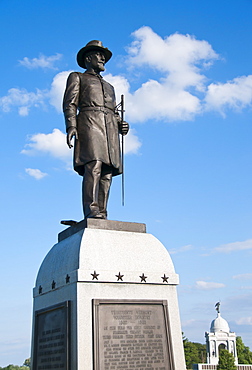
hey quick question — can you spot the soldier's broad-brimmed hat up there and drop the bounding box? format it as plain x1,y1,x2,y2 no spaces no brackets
77,40,112,69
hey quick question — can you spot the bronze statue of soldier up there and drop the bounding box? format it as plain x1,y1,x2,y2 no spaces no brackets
63,40,129,219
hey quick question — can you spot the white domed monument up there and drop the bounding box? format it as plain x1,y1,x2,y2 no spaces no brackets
193,302,252,370
206,302,237,366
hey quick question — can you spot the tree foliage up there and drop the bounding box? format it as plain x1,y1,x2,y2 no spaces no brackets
0,359,30,370
22,359,30,368
236,336,252,364
0,366,27,370
217,348,236,370
183,333,207,369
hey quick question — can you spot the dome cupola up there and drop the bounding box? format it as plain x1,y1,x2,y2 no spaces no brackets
210,312,230,333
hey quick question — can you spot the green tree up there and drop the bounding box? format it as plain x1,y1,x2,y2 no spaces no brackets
0,362,29,370
0,366,26,370
217,348,236,370
183,334,206,369
194,342,207,363
22,358,30,368
236,336,252,364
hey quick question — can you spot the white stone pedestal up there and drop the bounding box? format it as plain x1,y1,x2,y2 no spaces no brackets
31,220,186,370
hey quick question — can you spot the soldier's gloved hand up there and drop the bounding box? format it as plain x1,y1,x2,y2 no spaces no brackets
119,121,129,136
67,127,78,148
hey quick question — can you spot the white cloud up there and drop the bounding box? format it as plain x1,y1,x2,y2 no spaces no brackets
104,73,130,101
19,53,62,69
25,168,48,180
0,87,45,115
181,319,197,327
22,128,71,162
196,281,225,290
105,27,219,122
205,75,252,115
18,106,29,116
240,286,252,290
127,26,218,88
132,79,201,122
169,244,193,254
233,273,252,280
236,317,252,325
124,129,141,154
49,70,72,112
215,239,252,253
225,293,252,310
0,70,71,116
105,72,201,122
107,27,252,120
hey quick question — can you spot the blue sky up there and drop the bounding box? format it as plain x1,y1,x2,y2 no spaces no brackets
1,0,252,366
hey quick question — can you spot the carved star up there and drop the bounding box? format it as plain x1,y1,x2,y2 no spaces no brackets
91,271,99,280
139,273,147,282
116,272,124,281
161,274,169,283
39,285,43,294
66,274,70,283
51,280,56,289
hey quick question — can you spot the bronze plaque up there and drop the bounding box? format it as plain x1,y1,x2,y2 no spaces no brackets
32,301,70,370
93,299,174,370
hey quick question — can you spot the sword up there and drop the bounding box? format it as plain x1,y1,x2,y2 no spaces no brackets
115,95,125,206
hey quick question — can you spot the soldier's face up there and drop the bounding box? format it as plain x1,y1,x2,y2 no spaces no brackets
88,51,106,72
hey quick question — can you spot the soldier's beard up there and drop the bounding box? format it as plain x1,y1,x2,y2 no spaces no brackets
97,62,105,71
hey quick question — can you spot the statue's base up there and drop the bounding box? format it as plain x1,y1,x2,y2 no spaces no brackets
31,220,186,369
58,218,146,242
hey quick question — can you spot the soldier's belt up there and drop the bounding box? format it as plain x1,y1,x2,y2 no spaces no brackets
80,107,114,114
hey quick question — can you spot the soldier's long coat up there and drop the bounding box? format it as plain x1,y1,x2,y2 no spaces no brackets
63,71,122,176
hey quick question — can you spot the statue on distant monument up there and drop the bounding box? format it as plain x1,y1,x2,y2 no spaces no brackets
215,302,220,313
63,41,129,219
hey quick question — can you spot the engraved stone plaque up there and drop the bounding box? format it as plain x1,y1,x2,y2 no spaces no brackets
32,301,70,370
93,299,174,370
